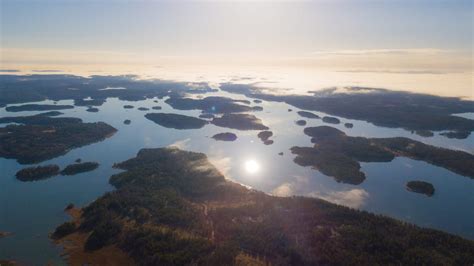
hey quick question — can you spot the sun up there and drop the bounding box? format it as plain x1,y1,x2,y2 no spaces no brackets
244,159,260,174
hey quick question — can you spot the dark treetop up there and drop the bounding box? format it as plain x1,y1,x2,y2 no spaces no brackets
53,148,474,265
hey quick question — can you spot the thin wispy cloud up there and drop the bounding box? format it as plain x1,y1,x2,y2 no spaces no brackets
310,48,452,56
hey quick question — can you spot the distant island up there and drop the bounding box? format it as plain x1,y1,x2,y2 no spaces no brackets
145,113,208,129
52,148,474,265
295,120,307,126
297,111,320,119
165,96,255,114
0,114,117,164
257,130,274,145
5,104,74,112
211,113,268,130
212,132,237,141
322,116,340,124
406,181,435,196
86,107,99,112
220,84,474,135
60,162,99,176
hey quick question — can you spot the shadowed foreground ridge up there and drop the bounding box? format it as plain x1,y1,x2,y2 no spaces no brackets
54,147,474,265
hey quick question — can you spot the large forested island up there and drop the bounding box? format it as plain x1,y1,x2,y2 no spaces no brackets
291,126,474,184
0,113,117,164
52,148,474,265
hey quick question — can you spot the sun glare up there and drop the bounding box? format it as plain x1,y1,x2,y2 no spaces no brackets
244,159,260,174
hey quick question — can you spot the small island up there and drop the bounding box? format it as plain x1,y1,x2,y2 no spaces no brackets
151,106,162,110
415,130,434,137
137,107,149,111
253,99,262,103
211,132,237,141
123,105,134,109
296,119,307,126
16,165,60,181
211,113,268,130
322,116,341,124
297,111,320,119
86,107,99,112
52,148,474,265
165,96,254,114
60,162,99,176
344,123,354,128
123,119,131,125
199,113,215,119
145,113,208,129
74,98,105,107
5,104,74,112
252,106,263,111
257,130,274,145
440,130,471,139
406,181,435,197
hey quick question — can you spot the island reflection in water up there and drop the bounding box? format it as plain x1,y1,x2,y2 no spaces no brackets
0,86,473,264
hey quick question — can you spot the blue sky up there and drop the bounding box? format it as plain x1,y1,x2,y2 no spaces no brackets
0,0,472,70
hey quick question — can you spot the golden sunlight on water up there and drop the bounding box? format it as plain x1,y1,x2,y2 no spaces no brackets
244,159,260,175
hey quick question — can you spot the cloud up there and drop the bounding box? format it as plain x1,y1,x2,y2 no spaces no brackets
168,138,190,149
308,189,369,209
311,48,451,56
208,156,232,178
336,69,461,75
31,69,63,73
272,182,294,197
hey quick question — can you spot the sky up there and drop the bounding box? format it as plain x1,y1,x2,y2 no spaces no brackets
0,0,472,97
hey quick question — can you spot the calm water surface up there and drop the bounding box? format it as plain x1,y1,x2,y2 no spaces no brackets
0,88,473,264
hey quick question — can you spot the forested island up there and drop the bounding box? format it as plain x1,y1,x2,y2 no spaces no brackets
16,165,60,181
212,132,237,141
5,104,74,112
211,113,268,130
145,113,208,129
297,111,320,119
291,126,474,184
61,162,99,176
406,181,435,197
52,148,474,265
0,114,117,164
165,96,253,114
257,130,274,145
